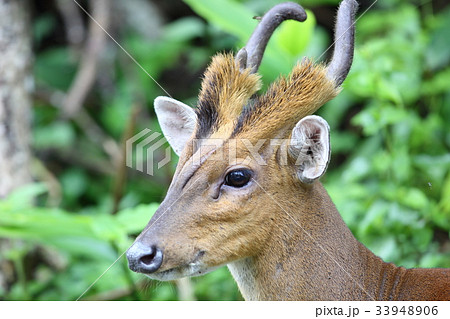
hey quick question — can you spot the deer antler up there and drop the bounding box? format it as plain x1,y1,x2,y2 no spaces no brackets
326,0,358,86
236,2,307,73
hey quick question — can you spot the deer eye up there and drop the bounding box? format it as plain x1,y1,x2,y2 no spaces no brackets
224,169,252,188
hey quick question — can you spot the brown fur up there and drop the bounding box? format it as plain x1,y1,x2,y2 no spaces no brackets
196,53,261,139
196,55,339,141
233,59,339,139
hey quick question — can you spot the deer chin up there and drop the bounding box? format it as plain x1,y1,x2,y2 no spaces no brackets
146,262,220,281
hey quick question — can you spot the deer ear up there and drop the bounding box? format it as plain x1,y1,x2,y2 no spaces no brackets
154,96,197,156
289,115,331,184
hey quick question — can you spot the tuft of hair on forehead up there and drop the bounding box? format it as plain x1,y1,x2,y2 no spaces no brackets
232,59,340,139
195,53,262,139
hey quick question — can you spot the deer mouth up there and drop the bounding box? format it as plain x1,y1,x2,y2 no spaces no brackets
145,250,219,281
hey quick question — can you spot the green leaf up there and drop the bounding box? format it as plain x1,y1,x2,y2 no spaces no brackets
421,68,450,96
377,79,403,105
32,121,76,150
0,183,48,210
414,154,450,183
35,48,77,91
358,200,388,236
163,17,205,42
425,7,450,70
60,169,89,202
274,10,315,57
184,0,256,41
371,236,398,263
341,157,371,183
391,148,411,182
438,174,450,228
116,203,159,234
399,188,429,211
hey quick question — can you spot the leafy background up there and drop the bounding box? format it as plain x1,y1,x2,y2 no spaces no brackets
1,0,449,300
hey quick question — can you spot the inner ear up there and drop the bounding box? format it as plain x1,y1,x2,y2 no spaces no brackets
289,115,331,184
154,96,197,156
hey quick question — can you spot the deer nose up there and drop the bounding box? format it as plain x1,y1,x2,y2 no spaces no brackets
127,242,163,274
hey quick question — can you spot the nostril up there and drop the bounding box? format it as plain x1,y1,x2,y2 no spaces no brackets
140,248,156,266
135,245,163,273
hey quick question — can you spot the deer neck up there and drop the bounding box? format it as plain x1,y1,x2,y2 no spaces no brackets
228,182,389,300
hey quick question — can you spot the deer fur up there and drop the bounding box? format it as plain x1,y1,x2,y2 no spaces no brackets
195,54,339,142
127,0,450,301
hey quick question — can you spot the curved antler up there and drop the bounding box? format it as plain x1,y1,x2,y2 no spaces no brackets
236,2,307,73
326,0,358,86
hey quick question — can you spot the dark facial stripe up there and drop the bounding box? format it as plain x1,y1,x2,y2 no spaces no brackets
195,96,218,139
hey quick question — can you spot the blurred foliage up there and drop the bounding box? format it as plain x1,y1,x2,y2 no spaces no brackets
0,0,449,300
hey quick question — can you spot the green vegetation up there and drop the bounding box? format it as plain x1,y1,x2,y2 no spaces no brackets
0,0,449,300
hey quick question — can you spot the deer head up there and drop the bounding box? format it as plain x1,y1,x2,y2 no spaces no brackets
127,0,358,286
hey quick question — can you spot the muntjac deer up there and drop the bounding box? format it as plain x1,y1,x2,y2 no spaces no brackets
127,0,450,300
